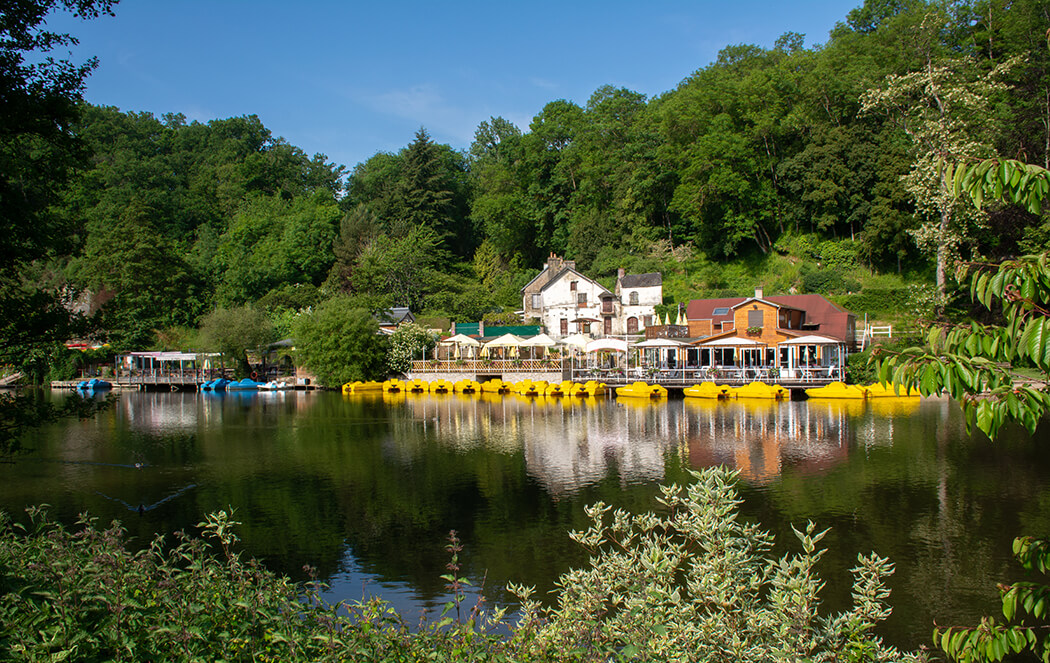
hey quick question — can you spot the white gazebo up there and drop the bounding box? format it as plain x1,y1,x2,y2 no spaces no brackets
696,336,769,379
776,334,845,381
632,338,690,371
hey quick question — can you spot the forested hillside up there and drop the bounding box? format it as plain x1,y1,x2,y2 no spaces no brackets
37,0,1050,355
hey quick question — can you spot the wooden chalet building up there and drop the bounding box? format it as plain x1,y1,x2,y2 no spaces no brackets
684,288,857,383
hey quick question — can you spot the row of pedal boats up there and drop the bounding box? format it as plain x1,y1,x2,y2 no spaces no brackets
343,379,918,400
200,378,294,391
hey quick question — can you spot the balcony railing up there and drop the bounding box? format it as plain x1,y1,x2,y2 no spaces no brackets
412,359,563,373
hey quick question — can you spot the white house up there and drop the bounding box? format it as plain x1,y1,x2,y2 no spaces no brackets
521,254,663,338
615,270,662,334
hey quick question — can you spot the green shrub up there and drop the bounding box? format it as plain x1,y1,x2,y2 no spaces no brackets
833,289,913,317
802,268,861,295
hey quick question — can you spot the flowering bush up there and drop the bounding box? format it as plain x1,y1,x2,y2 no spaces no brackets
386,322,437,375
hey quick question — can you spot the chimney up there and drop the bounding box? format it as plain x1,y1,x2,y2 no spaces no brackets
617,268,626,279
755,286,763,299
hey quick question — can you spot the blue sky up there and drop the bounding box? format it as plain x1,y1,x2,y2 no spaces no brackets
48,0,860,172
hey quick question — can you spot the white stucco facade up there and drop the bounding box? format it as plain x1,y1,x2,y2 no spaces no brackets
520,256,665,338
535,269,609,337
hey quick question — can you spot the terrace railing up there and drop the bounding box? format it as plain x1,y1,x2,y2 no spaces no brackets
411,359,563,373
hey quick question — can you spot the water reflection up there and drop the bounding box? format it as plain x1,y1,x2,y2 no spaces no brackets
383,393,908,492
3,390,1049,651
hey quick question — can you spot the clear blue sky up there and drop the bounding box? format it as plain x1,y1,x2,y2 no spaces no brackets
48,0,860,172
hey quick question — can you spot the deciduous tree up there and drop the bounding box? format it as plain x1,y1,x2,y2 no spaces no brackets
292,297,387,386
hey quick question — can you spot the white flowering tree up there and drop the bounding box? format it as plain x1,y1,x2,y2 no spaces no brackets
387,322,437,375
860,16,1017,301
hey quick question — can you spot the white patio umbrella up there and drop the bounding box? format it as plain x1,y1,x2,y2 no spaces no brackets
482,333,525,359
776,334,841,345
698,336,764,346
585,338,629,353
439,333,481,359
559,333,590,350
520,333,559,358
632,338,689,370
698,335,765,370
632,338,690,348
520,333,558,347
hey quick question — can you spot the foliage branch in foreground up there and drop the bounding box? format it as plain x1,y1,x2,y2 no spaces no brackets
875,252,1050,438
0,467,918,661
877,157,1050,662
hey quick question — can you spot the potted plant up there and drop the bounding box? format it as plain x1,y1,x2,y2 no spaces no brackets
746,326,762,336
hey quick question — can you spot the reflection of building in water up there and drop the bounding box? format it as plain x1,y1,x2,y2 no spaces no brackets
399,394,679,496
395,393,919,492
123,391,202,431
682,399,856,484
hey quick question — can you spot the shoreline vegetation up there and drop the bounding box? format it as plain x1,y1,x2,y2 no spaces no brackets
0,467,920,662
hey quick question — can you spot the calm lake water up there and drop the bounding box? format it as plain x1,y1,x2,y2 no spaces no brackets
4,388,1050,651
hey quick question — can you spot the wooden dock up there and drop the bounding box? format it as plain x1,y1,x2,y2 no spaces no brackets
51,376,202,391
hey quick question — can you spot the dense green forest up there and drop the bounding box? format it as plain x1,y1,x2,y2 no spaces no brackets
16,0,1050,366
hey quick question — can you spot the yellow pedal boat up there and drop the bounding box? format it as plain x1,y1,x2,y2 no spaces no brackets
683,382,731,399
480,378,511,393
805,381,868,399
615,381,668,399
572,380,607,396
429,379,453,393
406,378,428,392
545,381,573,397
514,379,548,396
382,379,405,392
453,379,481,393
733,382,788,399
864,382,920,398
342,380,383,394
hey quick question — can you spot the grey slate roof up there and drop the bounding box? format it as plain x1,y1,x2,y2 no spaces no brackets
619,272,663,288
378,307,414,325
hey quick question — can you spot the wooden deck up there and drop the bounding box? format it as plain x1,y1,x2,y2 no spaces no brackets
51,376,203,391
